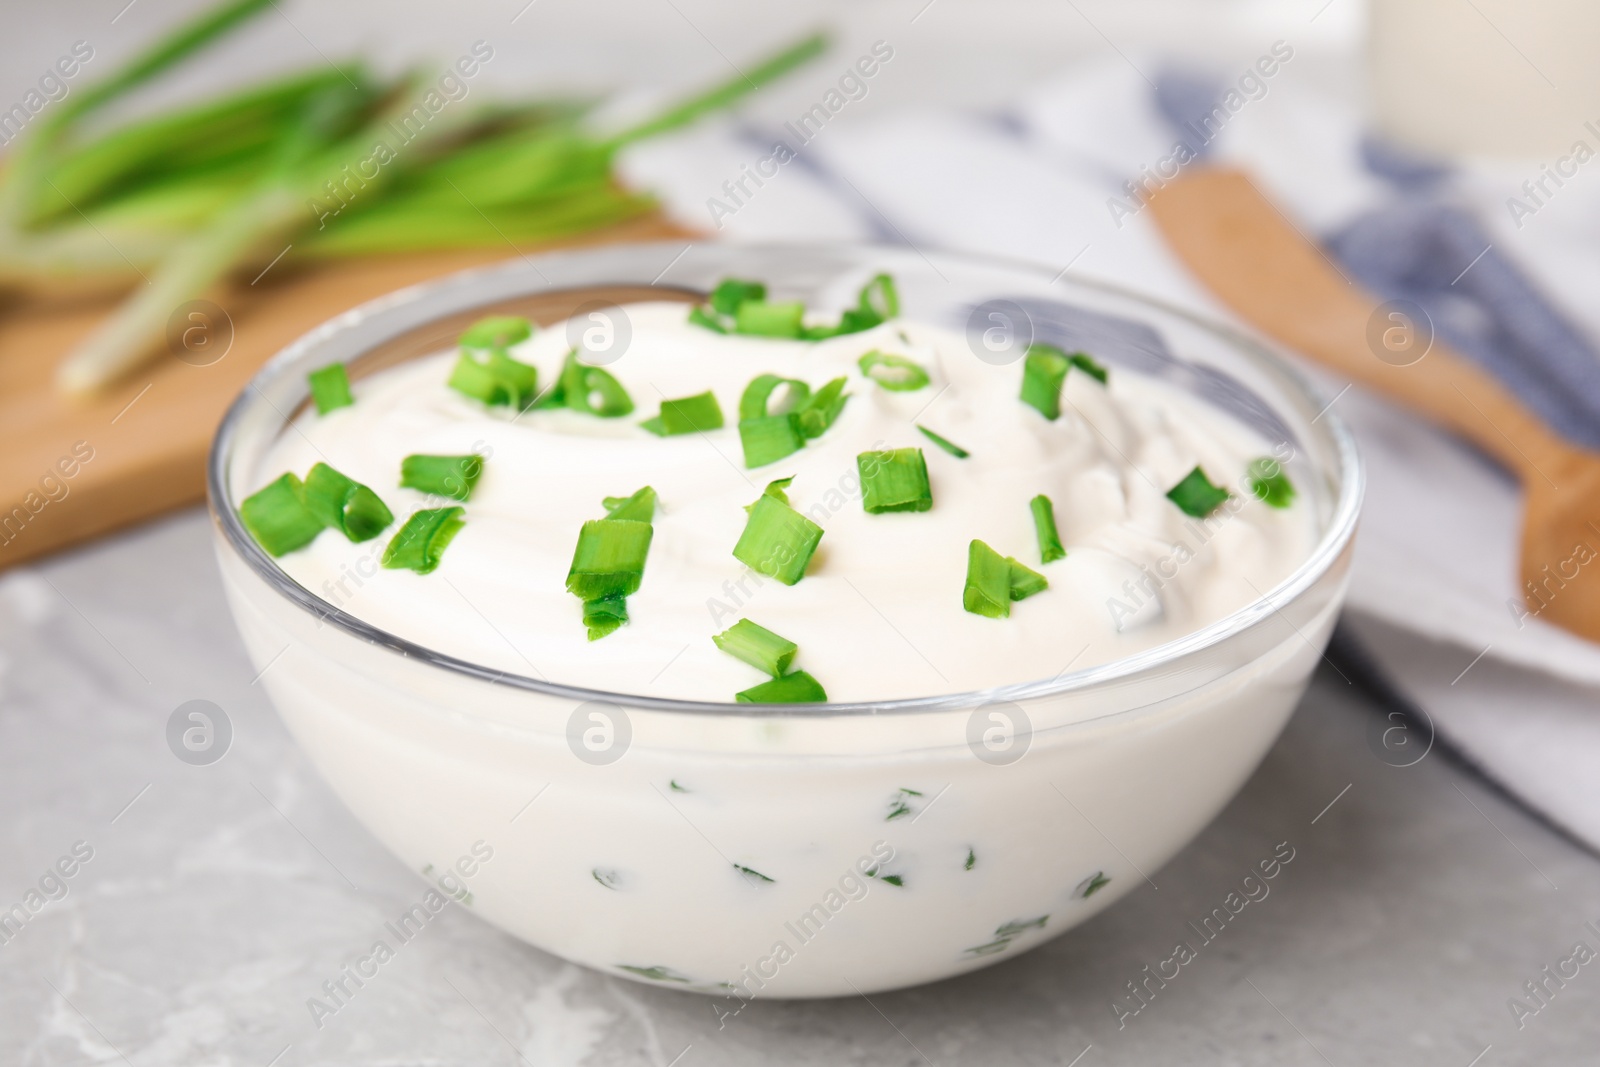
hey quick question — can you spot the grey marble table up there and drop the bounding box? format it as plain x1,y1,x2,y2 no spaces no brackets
2,509,1598,1066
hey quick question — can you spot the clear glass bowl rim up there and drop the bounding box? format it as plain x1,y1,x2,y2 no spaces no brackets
207,240,1363,718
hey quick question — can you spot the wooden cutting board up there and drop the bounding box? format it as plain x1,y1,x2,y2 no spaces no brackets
0,215,693,570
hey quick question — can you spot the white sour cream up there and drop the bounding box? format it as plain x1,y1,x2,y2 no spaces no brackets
254,302,1315,703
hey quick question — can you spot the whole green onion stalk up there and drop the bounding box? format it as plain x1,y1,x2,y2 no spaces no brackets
0,0,826,393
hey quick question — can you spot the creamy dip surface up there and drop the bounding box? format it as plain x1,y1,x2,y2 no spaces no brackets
253,301,1317,703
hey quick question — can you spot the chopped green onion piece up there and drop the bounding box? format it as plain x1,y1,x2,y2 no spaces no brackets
307,363,354,415
963,539,1013,619
687,305,729,334
917,424,969,459
736,670,827,704
1069,352,1109,384
583,596,629,641
1007,557,1049,601
803,309,871,341
798,274,900,339
1247,457,1296,508
400,454,483,502
1029,494,1066,563
733,491,822,586
642,390,724,436
710,278,766,316
448,348,538,410
1167,466,1230,517
734,300,806,338
1078,871,1112,897
603,486,658,522
303,462,394,542
739,374,810,421
739,413,806,468
858,273,900,321
561,351,634,417
713,619,798,677
858,350,930,392
857,448,933,514
1020,343,1071,420
239,472,322,557
459,315,533,350
566,519,653,599
381,507,465,574
796,376,849,439
751,476,795,510
530,376,567,409
813,275,900,337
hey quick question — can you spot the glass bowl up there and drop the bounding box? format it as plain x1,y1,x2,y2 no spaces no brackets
208,242,1361,999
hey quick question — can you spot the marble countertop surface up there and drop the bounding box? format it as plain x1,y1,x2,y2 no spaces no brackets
3,510,1600,1065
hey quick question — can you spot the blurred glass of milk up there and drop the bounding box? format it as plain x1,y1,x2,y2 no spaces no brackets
1370,0,1600,157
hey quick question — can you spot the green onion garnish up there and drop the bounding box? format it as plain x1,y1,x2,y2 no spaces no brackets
693,271,898,339
963,539,1013,619
239,472,323,557
1029,494,1066,562
733,487,822,586
1166,466,1230,517
1008,557,1049,601
739,413,806,468
381,507,465,574
448,348,538,410
711,278,767,316
857,448,933,514
757,476,795,506
1020,343,1071,421
1070,352,1109,384
733,863,776,883
736,670,827,703
713,619,798,677
858,273,900,321
302,462,394,543
804,273,900,338
734,300,806,338
560,351,634,417
529,375,568,409
796,376,849,439
858,350,930,392
400,454,483,502
571,489,657,640
583,597,629,641
916,424,969,459
1247,457,1296,508
739,374,810,421
736,376,808,471
459,315,533,351
566,519,653,599
603,486,658,522
687,305,729,334
640,390,724,436
307,363,354,415
689,273,899,339
687,278,770,333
